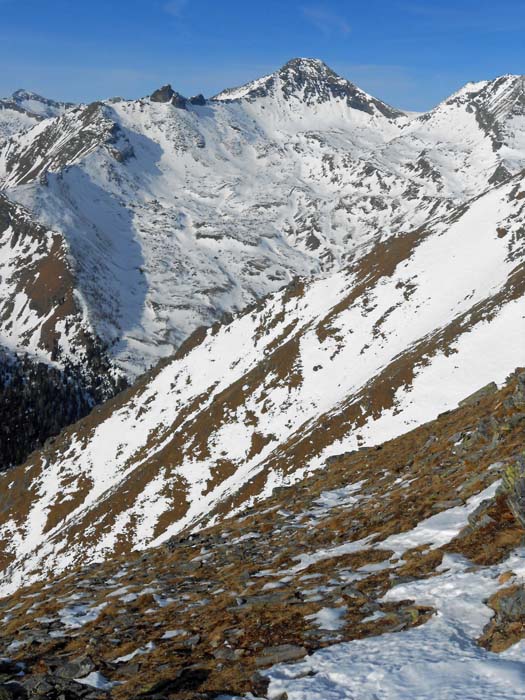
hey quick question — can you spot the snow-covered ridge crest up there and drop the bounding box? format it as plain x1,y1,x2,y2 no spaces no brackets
0,89,74,145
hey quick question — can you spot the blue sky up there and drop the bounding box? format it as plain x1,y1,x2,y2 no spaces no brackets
0,0,524,110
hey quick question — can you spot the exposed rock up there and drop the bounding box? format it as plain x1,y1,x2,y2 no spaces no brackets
458,382,498,407
55,656,95,680
255,644,308,667
170,93,187,109
501,454,525,528
431,499,463,511
480,584,525,651
150,85,176,103
466,498,497,530
189,94,206,106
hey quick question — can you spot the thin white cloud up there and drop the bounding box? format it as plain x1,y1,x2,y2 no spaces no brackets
163,0,189,17
302,5,351,36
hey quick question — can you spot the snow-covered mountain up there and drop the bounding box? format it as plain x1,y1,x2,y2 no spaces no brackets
213,57,403,119
0,168,522,594
2,60,522,379
0,89,73,144
0,192,125,470
377,74,525,199
0,60,523,697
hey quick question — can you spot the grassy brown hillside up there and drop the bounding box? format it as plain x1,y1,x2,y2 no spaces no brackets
0,368,522,699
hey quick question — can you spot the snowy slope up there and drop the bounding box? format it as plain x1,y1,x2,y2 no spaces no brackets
378,74,525,199
0,89,72,144
0,172,523,594
0,59,496,377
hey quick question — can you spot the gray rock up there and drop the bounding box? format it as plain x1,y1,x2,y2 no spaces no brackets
55,656,95,680
458,382,497,407
466,497,496,530
189,94,206,106
170,93,187,109
212,646,243,661
150,85,176,103
255,644,307,667
431,499,463,511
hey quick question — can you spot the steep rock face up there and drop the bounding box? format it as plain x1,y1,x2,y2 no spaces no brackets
0,172,522,594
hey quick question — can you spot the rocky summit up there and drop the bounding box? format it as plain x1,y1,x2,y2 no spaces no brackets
0,55,523,699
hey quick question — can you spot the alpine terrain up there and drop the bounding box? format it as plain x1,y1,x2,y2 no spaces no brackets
0,58,523,699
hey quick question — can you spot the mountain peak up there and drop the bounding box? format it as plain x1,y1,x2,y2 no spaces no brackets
279,56,330,73
213,58,403,118
435,73,525,127
12,88,45,101
5,88,73,118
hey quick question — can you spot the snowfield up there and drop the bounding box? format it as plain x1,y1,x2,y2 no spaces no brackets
265,551,525,700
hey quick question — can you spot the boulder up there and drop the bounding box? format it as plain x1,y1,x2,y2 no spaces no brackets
458,382,498,407
255,644,307,667
502,455,525,528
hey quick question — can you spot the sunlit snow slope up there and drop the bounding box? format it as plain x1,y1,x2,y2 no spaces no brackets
0,172,523,594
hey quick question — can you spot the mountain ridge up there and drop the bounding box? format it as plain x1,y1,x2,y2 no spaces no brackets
3,61,523,380
0,168,522,595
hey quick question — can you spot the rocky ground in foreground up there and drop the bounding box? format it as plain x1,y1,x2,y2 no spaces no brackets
0,370,523,699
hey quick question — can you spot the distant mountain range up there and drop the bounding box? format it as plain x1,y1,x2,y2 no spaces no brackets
1,61,524,380
0,88,72,141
